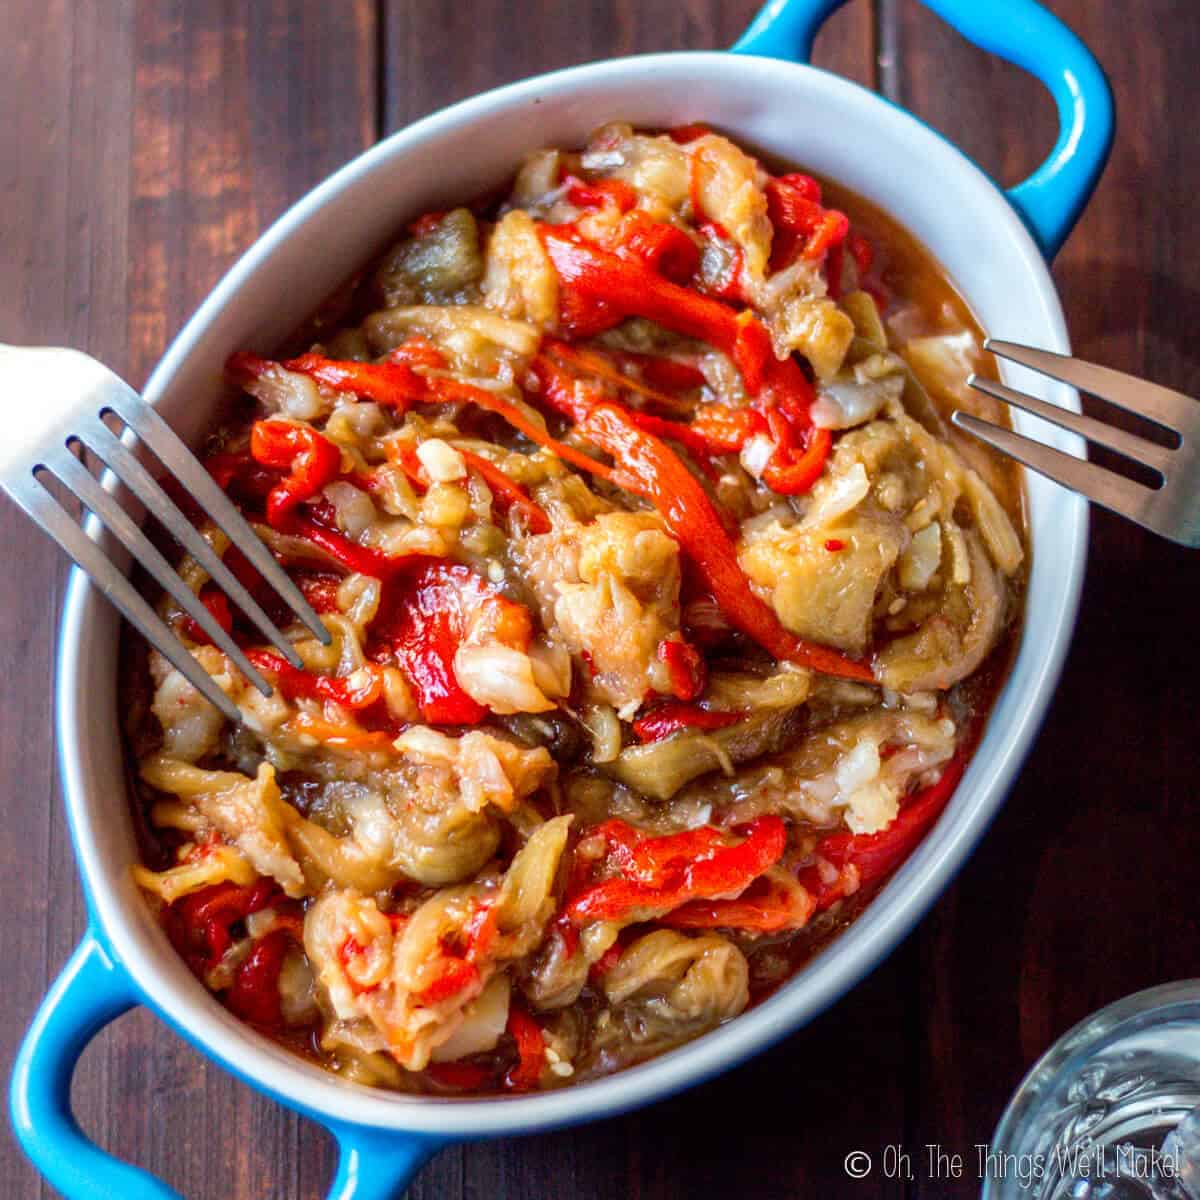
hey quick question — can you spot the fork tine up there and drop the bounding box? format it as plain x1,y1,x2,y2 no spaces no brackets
986,339,1193,436
951,410,1157,526
107,391,332,646
43,446,275,697
78,416,307,668
6,472,242,723
967,374,1173,474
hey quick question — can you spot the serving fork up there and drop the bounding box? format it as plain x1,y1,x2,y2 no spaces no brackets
958,339,1199,548
0,345,330,723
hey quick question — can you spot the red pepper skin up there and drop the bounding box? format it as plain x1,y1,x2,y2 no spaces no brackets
284,353,425,411
540,224,751,365
577,402,873,681
226,929,290,1027
576,818,709,883
632,702,741,744
458,449,552,534
766,174,850,270
689,404,768,454
657,638,707,701
540,340,696,415
250,418,342,527
168,879,279,971
667,123,711,144
179,586,234,645
204,451,281,507
847,231,874,275
415,958,480,1006
285,511,406,579
762,426,833,495
369,559,533,726
662,873,816,933
614,212,700,282
244,649,382,709
617,352,706,393
504,1006,545,1092
564,175,638,213
564,816,787,925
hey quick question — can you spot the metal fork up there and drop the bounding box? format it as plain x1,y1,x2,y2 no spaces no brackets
0,345,331,722
956,340,1199,548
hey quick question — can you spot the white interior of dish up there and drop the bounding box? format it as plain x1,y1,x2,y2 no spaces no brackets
56,51,1086,1137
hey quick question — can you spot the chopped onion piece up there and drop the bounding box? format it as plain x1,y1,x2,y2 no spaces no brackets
417,438,468,482
739,434,777,479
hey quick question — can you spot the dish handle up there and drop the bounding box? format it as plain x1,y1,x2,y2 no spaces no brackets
11,930,446,1199
732,0,1114,259
10,931,182,1199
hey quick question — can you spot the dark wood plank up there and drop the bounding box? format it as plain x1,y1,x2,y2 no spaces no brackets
0,3,136,1197
0,4,373,1198
893,2,1200,1194
382,0,876,130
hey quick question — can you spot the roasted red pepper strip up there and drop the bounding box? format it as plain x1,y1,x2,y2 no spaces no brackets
204,451,280,506
369,558,532,726
563,175,638,213
504,1006,546,1092
409,210,448,238
284,353,424,411
541,339,694,413
170,879,279,970
584,819,729,884
615,351,706,393
539,226,832,496
458,449,552,534
661,873,816,933
614,211,700,282
762,426,833,495
270,347,614,483
415,958,480,1006
179,586,234,646
806,753,968,909
766,174,850,270
244,414,404,575
244,649,383,709
657,638,707,701
563,815,787,925
577,402,873,680
226,929,290,1027
539,224,765,383
249,418,342,527
689,403,767,454
632,701,741,744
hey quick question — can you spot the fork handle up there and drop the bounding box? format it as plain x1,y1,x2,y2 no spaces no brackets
734,0,1113,258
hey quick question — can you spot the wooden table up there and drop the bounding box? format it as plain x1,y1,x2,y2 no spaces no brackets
3,2,1198,1196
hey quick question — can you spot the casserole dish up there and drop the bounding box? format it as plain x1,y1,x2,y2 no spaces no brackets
10,0,1112,1195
